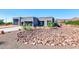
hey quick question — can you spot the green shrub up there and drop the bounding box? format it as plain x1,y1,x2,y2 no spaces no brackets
5,22,12,25
47,21,60,27
47,21,53,27
53,23,60,27
64,20,79,25
0,20,4,25
22,23,32,30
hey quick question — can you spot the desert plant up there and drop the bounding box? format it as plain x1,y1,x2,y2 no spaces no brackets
0,20,4,25
47,21,53,27
22,23,32,31
64,20,79,25
22,24,26,30
47,21,60,27
53,23,60,27
5,22,12,25
18,29,21,31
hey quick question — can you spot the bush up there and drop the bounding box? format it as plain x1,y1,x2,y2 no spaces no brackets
0,20,12,25
22,23,32,31
0,20,4,25
5,22,12,25
47,22,53,27
64,20,79,25
47,22,60,27
53,23,60,27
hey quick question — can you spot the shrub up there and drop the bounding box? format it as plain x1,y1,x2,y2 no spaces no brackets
22,23,32,31
53,23,60,27
64,20,79,25
47,21,60,27
0,20,4,25
47,21,53,27
5,22,12,25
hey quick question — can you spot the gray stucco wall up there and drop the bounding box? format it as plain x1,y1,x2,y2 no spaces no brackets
38,17,53,21
13,17,21,25
21,17,34,22
13,17,55,26
38,17,54,26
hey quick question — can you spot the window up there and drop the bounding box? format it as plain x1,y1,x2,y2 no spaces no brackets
39,21,44,26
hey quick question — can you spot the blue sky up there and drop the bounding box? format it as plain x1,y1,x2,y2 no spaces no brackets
0,9,79,22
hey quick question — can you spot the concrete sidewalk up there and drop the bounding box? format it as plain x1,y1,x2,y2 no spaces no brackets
0,26,21,32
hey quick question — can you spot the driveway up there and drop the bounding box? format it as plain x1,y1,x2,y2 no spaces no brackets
0,26,21,32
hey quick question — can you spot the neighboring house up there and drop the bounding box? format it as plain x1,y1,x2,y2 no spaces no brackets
13,17,54,27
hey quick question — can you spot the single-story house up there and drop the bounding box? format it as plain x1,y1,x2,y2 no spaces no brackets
13,17,54,27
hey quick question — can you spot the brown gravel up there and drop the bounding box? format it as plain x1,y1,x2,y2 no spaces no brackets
17,26,79,48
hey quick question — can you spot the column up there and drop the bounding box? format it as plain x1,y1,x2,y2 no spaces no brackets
31,21,33,27
18,19,21,26
23,21,26,26
18,20,21,25
44,21,47,26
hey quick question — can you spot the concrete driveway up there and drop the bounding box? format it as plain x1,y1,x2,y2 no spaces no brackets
0,26,21,32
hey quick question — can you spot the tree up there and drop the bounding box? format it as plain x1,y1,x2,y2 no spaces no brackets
0,20,4,25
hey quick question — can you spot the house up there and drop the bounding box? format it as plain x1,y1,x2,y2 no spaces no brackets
13,17,54,27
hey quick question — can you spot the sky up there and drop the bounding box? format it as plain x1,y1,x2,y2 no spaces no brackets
0,9,79,22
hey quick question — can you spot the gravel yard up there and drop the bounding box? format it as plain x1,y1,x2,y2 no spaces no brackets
1,26,79,49
17,26,79,49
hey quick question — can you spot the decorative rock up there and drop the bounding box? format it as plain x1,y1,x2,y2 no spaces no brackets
16,26,79,48
24,42,28,44
51,44,54,46
31,42,36,45
0,30,5,34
